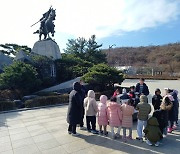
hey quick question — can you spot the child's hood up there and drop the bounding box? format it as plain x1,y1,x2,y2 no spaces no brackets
147,117,159,126
108,102,120,109
87,90,95,98
100,95,107,104
140,95,148,103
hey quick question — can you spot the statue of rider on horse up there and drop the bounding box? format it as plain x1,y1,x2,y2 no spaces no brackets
32,6,56,41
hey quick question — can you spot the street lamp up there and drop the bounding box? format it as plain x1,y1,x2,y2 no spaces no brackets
108,44,116,65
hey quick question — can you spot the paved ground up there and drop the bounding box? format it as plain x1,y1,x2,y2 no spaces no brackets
0,105,179,154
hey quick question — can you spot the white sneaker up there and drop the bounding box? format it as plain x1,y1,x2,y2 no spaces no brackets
72,133,80,136
155,142,160,147
163,134,167,138
146,140,152,146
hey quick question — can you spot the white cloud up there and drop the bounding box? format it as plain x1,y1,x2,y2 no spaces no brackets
0,0,179,48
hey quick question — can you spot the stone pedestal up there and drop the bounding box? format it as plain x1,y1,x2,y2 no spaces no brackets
32,39,61,60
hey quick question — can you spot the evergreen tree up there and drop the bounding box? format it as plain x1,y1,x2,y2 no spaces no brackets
64,35,106,64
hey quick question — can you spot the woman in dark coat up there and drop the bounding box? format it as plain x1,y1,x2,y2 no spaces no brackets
67,82,83,135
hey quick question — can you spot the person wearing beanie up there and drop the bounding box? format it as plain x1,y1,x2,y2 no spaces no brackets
67,82,83,136
152,88,163,110
120,88,130,104
136,95,151,141
84,90,98,134
97,95,108,136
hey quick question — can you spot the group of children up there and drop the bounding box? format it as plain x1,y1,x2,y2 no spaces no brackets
69,82,179,147
83,89,135,142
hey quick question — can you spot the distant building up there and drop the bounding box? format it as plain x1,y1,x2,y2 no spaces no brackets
115,66,137,75
14,50,31,62
0,52,13,73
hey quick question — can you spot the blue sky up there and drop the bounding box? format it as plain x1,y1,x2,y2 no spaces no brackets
99,19,180,48
0,0,180,51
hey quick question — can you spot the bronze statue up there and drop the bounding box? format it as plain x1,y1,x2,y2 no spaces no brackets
32,7,56,41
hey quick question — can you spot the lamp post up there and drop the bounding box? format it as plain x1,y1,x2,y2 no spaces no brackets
108,44,116,65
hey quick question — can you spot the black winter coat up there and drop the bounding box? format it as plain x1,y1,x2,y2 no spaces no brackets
153,110,168,134
152,94,162,110
67,82,83,125
169,90,179,121
135,83,149,96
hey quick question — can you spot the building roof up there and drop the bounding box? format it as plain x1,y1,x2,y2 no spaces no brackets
14,50,31,62
0,52,13,71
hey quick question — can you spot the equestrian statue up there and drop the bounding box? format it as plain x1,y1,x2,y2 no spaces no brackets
32,6,56,41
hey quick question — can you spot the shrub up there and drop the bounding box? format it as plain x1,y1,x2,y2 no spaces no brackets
25,94,69,108
95,90,114,100
35,91,60,96
82,63,124,91
0,89,23,101
0,61,41,94
0,101,15,111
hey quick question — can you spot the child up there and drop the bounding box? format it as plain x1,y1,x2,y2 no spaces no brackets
121,99,134,142
129,86,136,99
113,88,120,97
159,96,172,135
107,97,122,139
170,89,179,128
120,88,130,104
97,95,108,136
136,95,151,142
164,89,176,133
153,96,172,135
84,90,98,134
152,88,163,110
143,117,163,147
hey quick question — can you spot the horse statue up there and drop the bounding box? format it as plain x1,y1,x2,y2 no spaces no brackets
32,7,56,41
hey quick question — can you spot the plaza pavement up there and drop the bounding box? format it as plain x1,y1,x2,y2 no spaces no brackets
0,105,179,154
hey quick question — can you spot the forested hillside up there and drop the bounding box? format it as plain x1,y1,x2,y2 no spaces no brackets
104,43,180,74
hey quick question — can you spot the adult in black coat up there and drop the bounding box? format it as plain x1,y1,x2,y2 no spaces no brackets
135,78,149,96
67,82,83,135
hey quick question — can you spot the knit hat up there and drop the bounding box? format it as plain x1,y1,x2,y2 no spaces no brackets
140,95,148,103
100,95,107,104
155,88,161,92
155,88,161,94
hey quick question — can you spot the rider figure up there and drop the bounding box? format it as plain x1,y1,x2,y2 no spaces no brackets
40,7,52,32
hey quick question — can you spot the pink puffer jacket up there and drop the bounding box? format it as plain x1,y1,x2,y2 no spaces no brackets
98,95,108,126
107,102,122,127
121,104,134,128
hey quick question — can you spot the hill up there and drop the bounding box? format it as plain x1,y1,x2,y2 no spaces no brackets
103,43,180,75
